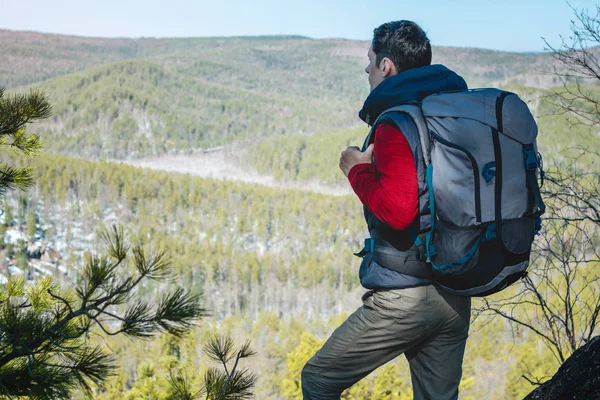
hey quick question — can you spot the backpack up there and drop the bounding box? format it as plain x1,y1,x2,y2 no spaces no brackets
377,89,545,297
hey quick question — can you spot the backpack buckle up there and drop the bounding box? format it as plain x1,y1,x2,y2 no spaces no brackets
482,161,496,183
484,223,497,241
353,238,375,258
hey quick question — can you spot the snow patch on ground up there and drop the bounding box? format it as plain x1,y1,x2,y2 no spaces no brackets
5,229,27,244
120,150,353,197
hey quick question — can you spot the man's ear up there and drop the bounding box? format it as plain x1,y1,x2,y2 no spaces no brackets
381,57,397,77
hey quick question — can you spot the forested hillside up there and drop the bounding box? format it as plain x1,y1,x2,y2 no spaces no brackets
1,29,574,160
0,152,566,399
21,58,362,158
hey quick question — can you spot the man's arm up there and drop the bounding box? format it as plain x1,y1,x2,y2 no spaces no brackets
345,123,418,230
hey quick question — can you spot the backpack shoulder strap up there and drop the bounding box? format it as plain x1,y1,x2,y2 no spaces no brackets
365,105,431,166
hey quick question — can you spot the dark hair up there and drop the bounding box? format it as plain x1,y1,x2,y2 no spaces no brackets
372,20,432,72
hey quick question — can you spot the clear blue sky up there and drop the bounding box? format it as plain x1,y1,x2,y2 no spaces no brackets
0,0,596,52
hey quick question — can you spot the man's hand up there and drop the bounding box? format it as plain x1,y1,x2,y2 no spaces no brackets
339,144,374,177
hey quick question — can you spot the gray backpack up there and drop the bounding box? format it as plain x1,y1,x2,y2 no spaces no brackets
381,89,545,296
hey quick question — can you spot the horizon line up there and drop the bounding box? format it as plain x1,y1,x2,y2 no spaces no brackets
0,27,550,55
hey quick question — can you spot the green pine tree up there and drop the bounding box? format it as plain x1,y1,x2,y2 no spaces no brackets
0,87,257,400
3,203,13,227
0,225,208,399
27,207,37,242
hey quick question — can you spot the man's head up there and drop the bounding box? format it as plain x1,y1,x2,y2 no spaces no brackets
365,20,432,91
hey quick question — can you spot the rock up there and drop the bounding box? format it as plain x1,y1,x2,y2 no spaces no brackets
26,243,42,259
523,336,600,400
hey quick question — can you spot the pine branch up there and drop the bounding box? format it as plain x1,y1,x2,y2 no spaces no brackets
204,367,229,400
237,340,257,359
118,301,155,338
0,163,35,196
0,89,52,138
216,368,257,400
204,335,236,366
99,225,129,262
167,370,205,400
8,128,43,156
132,245,171,281
155,288,206,337
61,345,114,394
200,336,257,400
47,290,73,314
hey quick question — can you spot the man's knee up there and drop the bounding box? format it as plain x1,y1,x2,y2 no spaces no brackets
301,362,339,400
301,362,318,398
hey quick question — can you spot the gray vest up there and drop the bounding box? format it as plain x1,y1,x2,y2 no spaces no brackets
359,112,430,279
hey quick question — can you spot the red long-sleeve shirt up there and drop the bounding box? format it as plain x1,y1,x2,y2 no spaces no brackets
348,123,418,230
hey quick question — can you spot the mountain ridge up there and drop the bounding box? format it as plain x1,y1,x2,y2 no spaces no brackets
1,29,586,166
1,28,565,89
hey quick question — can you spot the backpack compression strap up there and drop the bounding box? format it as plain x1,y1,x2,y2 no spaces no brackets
353,238,432,279
523,143,546,220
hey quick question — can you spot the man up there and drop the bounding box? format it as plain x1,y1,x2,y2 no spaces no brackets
301,21,472,400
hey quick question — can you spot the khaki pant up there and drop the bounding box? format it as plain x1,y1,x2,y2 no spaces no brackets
301,284,471,400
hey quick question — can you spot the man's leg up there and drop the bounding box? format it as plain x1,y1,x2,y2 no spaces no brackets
301,287,435,400
405,285,472,400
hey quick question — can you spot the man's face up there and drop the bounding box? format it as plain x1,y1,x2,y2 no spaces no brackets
365,46,385,91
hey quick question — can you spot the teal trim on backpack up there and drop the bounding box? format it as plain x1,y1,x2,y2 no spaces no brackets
413,235,422,247
430,223,497,272
404,227,423,247
425,164,436,261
